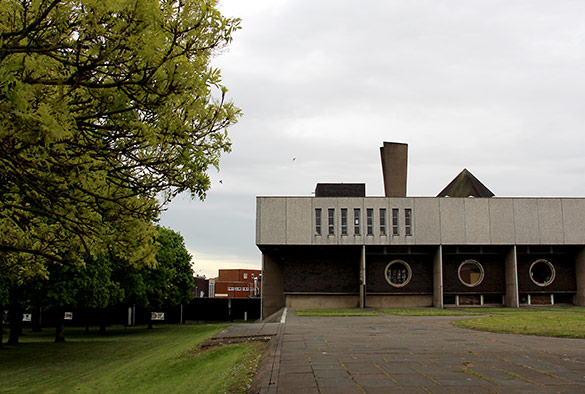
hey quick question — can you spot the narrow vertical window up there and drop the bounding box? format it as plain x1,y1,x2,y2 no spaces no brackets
315,208,322,235
341,208,348,235
405,208,412,236
380,208,387,235
392,208,399,235
354,208,361,235
328,208,335,235
367,209,373,235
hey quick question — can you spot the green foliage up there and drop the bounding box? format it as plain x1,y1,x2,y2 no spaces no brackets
143,226,195,309
0,0,241,280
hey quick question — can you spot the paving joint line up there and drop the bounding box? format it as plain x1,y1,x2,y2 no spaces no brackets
372,362,399,385
496,356,574,382
338,358,366,394
491,365,544,386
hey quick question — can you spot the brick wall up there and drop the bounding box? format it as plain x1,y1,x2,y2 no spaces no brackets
366,253,433,294
282,246,361,293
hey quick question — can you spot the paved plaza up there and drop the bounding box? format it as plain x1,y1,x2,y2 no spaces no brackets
245,309,585,394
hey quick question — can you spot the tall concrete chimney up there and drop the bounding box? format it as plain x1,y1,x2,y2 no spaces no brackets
380,142,408,197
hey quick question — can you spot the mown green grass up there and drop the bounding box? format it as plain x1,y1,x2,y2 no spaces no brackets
0,324,265,393
295,306,585,339
453,308,585,338
295,308,380,316
379,308,480,316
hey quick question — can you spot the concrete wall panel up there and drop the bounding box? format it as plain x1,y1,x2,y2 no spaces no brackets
465,199,491,244
439,198,466,244
413,198,441,244
257,196,585,247
312,197,340,245
538,199,564,244
261,253,285,319
514,200,540,244
562,199,585,244
489,199,515,244
286,198,312,244
286,295,359,309
386,198,416,245
258,198,286,244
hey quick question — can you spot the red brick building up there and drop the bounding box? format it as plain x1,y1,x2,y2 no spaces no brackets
209,269,261,298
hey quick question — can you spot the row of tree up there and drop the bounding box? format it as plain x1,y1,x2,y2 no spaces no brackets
1,0,240,346
1,225,195,344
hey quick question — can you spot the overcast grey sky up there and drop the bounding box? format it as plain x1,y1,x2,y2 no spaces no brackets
160,0,585,277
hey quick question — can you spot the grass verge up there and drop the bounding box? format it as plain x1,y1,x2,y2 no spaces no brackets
0,324,266,393
295,308,380,316
453,308,585,338
295,307,585,339
378,308,480,316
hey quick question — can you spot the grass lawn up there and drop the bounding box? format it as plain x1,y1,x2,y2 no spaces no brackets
378,308,480,316
295,306,585,339
453,307,585,338
0,324,266,393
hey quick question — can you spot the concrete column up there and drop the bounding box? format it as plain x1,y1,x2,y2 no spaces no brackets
504,246,519,308
433,245,443,308
261,252,285,320
360,246,366,309
576,248,585,306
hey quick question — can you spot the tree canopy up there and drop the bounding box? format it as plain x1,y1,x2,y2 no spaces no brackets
0,0,240,280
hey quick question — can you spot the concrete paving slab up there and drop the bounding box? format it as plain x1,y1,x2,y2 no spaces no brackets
249,309,585,393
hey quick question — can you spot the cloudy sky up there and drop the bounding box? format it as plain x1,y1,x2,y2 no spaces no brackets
160,0,585,277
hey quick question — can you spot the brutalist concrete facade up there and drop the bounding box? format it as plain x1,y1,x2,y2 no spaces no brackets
257,143,585,318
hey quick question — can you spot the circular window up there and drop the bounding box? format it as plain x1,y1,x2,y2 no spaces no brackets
384,260,412,288
529,259,555,287
458,260,484,287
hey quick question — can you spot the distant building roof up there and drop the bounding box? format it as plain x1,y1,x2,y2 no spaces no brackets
315,183,366,197
437,169,494,198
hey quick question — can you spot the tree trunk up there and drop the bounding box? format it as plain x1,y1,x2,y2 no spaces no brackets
84,308,90,334
6,302,22,345
32,308,42,332
0,302,4,349
55,309,66,343
98,308,107,335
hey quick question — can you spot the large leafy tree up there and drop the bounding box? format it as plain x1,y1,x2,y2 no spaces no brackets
0,0,240,279
145,226,194,311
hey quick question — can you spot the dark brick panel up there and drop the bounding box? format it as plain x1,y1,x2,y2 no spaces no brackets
366,254,434,293
443,254,505,294
282,247,361,293
517,253,577,293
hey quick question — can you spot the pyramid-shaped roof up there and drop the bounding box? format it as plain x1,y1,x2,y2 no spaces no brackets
437,168,494,198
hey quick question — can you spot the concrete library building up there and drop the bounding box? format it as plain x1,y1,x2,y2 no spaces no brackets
256,142,585,319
